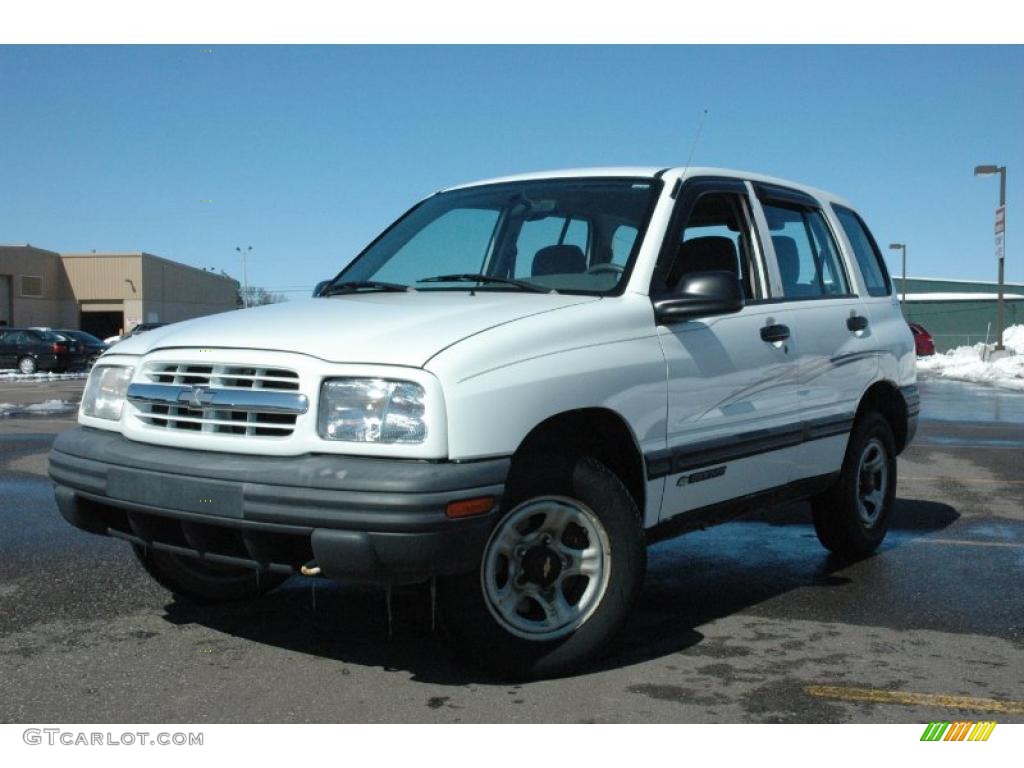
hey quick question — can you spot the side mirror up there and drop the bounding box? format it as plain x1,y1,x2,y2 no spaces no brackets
312,280,331,297
653,271,745,324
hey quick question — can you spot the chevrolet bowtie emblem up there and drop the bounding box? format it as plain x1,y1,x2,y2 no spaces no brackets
179,386,216,408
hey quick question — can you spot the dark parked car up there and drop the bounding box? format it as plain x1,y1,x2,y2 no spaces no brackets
0,328,75,374
908,322,935,357
53,329,109,366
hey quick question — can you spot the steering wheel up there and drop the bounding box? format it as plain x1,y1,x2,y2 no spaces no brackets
585,262,625,276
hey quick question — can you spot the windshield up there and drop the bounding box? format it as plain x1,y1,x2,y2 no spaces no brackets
333,177,661,295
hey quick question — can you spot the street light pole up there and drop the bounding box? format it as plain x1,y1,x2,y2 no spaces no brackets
974,165,1007,351
889,243,907,305
236,246,252,309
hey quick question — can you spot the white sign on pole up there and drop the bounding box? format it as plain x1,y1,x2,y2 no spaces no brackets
995,205,1005,261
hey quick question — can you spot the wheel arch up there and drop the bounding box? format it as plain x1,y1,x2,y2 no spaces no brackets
855,379,909,454
508,407,646,519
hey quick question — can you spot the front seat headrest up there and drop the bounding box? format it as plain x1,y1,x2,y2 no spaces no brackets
532,244,587,277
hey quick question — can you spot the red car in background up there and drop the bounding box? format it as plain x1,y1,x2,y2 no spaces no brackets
909,322,935,357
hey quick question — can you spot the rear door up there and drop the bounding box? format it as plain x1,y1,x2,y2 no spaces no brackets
753,184,877,481
654,178,804,521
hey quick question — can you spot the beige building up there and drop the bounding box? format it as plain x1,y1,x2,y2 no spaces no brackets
1,246,238,338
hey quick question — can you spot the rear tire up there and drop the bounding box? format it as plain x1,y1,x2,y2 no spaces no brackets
438,455,646,680
18,356,37,375
133,546,288,604
811,411,897,559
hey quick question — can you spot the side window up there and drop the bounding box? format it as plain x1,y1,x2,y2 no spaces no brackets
657,192,764,300
762,203,850,298
513,216,590,278
373,207,500,284
610,224,638,265
832,205,893,297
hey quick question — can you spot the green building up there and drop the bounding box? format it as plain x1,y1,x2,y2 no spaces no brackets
897,277,1024,352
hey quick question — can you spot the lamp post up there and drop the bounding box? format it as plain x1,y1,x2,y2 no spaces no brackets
236,246,252,308
888,243,907,306
974,165,1007,351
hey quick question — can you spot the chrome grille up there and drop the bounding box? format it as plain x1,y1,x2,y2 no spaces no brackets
130,363,305,438
144,362,299,391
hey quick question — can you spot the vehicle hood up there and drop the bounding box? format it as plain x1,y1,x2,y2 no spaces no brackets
110,292,600,367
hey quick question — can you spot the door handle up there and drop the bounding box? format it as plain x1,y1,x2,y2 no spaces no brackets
760,324,791,343
847,315,869,332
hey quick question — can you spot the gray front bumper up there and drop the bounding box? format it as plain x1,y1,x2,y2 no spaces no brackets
50,427,509,584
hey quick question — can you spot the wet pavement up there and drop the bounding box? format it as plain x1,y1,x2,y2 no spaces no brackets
0,377,86,408
917,376,1024,424
1,380,1022,723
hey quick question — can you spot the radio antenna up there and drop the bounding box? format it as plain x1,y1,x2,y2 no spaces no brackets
681,108,709,177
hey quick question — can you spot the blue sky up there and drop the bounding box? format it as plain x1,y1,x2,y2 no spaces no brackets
1,45,1021,295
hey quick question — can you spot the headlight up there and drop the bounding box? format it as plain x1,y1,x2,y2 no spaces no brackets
318,378,426,443
81,365,134,421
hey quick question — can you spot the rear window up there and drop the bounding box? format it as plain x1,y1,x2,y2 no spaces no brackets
610,224,639,264
69,330,104,345
832,205,892,297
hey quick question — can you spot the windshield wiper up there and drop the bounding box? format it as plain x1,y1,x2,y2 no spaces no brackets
417,273,554,294
320,280,413,296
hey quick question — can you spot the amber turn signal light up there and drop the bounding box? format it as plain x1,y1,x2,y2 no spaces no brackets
445,496,495,519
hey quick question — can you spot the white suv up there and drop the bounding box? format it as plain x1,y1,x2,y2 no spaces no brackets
50,167,919,678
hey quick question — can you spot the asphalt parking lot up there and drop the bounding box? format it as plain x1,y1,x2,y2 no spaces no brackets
1,378,1022,723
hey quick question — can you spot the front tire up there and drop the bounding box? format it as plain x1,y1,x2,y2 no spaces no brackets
439,455,646,680
811,411,897,559
133,546,288,604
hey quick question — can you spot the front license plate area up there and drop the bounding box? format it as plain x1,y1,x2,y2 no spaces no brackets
107,468,244,519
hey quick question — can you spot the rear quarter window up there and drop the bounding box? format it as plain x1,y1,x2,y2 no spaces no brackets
832,205,892,297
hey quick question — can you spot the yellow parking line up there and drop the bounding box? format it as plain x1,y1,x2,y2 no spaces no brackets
805,685,1024,714
913,538,1024,549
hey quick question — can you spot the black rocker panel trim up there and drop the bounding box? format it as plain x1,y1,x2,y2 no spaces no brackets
645,414,853,480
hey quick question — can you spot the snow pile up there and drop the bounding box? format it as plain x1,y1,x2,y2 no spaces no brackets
917,324,1024,391
0,400,79,417
1006,324,1024,351
25,399,78,413
0,370,88,381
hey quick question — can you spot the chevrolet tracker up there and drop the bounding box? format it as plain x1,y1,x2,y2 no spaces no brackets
49,167,918,678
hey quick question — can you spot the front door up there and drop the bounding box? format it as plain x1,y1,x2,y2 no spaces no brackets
653,179,804,522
